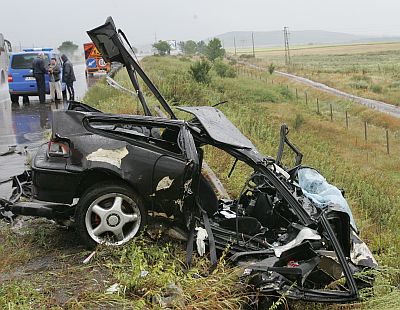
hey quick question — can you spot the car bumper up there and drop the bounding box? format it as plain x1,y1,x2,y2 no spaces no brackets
32,144,80,204
9,90,50,96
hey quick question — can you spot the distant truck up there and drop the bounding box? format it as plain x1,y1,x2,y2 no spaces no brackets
0,33,12,84
84,42,110,76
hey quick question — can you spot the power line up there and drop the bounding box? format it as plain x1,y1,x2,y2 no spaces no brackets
251,32,255,58
283,26,291,65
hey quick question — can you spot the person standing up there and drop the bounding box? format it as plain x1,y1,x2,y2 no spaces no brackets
61,54,76,101
32,53,47,103
48,57,62,102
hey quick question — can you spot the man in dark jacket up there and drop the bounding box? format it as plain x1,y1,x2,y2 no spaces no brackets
61,54,76,101
32,53,47,103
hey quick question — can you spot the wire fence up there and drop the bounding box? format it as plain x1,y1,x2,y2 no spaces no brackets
235,63,400,158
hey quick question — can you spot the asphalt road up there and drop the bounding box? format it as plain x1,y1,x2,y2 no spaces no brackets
275,70,400,118
242,61,400,118
0,63,101,199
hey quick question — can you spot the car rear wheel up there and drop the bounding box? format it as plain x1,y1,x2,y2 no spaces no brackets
10,94,19,103
75,182,147,249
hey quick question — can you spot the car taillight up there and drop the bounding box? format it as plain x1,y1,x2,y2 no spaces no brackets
7,74,12,83
48,139,70,157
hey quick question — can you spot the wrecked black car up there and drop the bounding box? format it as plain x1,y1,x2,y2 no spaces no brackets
1,17,377,304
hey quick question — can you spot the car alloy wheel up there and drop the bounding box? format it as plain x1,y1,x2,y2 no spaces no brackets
76,182,146,249
85,192,141,246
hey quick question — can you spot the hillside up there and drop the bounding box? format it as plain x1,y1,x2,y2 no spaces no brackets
211,30,399,48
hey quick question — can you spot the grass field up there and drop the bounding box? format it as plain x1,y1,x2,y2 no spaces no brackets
233,41,400,105
1,54,400,309
85,56,400,308
233,41,400,57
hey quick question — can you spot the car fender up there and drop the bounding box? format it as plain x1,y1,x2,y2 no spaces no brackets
74,167,139,199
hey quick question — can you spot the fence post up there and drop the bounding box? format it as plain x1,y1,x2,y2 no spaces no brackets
305,92,308,105
345,111,349,129
330,103,333,121
386,129,390,154
295,88,298,103
316,98,319,114
364,121,368,142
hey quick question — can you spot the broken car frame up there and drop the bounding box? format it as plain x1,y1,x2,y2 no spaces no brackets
0,17,377,305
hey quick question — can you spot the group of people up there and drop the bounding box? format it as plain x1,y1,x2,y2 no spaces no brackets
32,53,76,104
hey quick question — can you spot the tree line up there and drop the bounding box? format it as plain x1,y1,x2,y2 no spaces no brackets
153,38,225,62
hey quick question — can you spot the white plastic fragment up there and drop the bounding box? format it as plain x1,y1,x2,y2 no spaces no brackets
86,147,129,169
156,176,174,191
105,283,121,294
195,227,208,256
350,230,378,267
82,251,96,264
273,227,321,257
242,268,252,276
273,164,290,179
220,210,236,219
140,270,149,277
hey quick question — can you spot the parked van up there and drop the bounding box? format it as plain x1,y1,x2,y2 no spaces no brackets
7,48,65,103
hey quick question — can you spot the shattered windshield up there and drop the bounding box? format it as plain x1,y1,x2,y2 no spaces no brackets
298,167,357,230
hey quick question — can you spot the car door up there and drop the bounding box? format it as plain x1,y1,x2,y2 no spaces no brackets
9,53,38,93
151,123,198,215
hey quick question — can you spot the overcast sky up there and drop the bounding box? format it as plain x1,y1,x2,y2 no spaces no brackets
1,0,400,49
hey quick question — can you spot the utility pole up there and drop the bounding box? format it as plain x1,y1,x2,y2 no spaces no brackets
283,26,291,65
251,32,255,57
234,36,237,55
154,32,157,43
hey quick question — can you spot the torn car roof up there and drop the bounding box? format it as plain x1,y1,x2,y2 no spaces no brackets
178,106,257,149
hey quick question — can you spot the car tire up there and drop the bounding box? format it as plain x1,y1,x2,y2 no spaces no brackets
10,94,19,103
22,95,30,103
75,181,147,249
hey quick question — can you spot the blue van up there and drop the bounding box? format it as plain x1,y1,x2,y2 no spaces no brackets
7,48,65,103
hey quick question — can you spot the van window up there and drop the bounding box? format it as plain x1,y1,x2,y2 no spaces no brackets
11,53,50,69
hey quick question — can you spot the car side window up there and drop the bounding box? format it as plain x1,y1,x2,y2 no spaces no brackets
88,119,183,155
